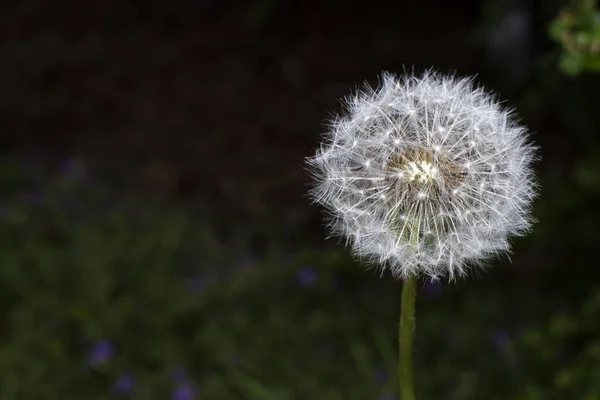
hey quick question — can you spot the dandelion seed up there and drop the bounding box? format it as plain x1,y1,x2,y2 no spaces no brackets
306,70,537,280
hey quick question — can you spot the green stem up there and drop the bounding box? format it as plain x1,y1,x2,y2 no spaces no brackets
399,274,417,400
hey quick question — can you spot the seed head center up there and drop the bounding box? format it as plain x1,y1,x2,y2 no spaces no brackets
406,160,435,183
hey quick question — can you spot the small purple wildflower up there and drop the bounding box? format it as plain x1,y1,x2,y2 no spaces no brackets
380,395,398,400
422,279,443,298
298,267,317,286
88,340,114,366
171,366,187,383
59,157,86,179
172,383,196,400
492,330,511,348
492,329,519,367
186,274,215,292
113,374,134,395
373,369,388,385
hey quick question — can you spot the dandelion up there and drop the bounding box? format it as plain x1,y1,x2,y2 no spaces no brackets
306,70,538,399
307,70,536,279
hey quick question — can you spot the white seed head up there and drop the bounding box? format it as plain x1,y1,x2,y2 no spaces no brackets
307,70,538,280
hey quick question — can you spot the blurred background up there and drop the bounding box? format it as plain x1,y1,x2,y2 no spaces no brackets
1,0,600,399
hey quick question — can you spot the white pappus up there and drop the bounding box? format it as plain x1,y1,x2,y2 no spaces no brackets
307,70,538,280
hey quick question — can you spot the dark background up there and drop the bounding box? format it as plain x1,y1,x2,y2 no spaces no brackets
1,0,600,399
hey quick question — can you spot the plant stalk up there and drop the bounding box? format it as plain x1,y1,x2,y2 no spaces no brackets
399,273,417,400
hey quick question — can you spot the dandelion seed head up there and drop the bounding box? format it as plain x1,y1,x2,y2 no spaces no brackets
306,70,538,280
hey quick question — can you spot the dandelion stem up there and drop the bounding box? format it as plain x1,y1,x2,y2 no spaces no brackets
399,273,417,400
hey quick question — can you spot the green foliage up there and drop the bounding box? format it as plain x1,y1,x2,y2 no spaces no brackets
0,159,563,400
513,290,600,399
549,0,600,76
506,56,600,398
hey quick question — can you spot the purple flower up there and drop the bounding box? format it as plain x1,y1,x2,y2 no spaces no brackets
422,280,443,298
171,366,186,383
492,329,519,367
87,340,114,366
113,374,134,395
59,157,86,179
492,330,511,348
172,383,196,400
380,395,398,400
298,267,317,286
373,369,388,385
186,274,215,292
